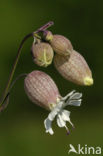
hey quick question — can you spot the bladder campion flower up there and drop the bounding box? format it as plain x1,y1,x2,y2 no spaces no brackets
24,70,82,135
31,41,54,67
44,31,73,56
0,21,93,137
44,90,82,135
24,70,60,110
54,50,93,86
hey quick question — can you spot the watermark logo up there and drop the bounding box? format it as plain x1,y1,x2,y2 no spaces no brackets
68,144,102,155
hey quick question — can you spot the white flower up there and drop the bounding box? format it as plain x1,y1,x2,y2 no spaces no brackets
44,90,82,135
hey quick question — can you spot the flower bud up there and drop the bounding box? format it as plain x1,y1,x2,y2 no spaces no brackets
54,50,93,86
31,42,54,67
24,70,61,110
43,31,53,41
49,35,73,56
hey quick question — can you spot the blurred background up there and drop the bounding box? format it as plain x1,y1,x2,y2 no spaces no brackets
0,0,103,155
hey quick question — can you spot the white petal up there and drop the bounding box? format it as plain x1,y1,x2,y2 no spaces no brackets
61,110,74,128
48,108,58,121
60,110,70,121
68,99,82,106
44,118,54,135
62,90,76,101
48,101,63,121
57,114,66,127
69,92,82,100
48,128,54,135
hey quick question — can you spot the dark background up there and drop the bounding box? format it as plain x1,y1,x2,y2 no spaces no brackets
0,0,103,156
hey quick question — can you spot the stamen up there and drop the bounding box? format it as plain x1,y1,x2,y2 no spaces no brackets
72,124,75,129
69,119,74,128
65,125,70,135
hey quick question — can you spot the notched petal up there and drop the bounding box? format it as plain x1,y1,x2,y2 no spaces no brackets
69,92,82,100
57,114,66,127
61,110,71,121
62,90,76,101
44,118,54,135
68,99,82,106
48,108,58,121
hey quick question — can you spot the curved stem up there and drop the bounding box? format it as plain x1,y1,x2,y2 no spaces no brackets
9,73,27,92
0,73,27,112
0,21,54,107
0,33,33,106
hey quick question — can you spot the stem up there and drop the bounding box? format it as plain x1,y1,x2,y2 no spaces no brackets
9,73,27,92
34,21,54,33
0,73,27,112
0,33,32,106
0,21,54,107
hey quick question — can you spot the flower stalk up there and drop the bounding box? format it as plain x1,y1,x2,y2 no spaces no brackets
0,73,27,112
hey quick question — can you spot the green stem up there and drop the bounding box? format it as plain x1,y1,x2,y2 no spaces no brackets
0,21,54,107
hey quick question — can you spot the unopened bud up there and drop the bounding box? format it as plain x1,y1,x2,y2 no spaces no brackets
31,42,54,67
54,50,93,86
49,35,73,56
24,70,61,110
43,31,53,41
